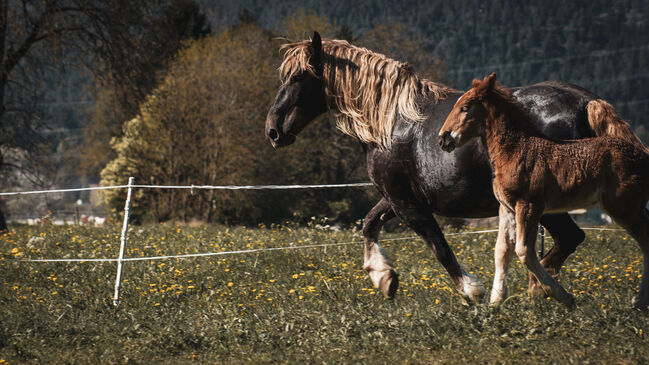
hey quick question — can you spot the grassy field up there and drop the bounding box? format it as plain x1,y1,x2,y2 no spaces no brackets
1,222,647,364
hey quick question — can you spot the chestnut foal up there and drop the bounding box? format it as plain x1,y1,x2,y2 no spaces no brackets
439,73,649,309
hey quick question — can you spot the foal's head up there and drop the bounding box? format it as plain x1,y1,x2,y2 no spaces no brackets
439,72,499,152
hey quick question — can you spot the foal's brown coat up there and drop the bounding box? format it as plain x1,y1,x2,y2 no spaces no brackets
439,73,649,308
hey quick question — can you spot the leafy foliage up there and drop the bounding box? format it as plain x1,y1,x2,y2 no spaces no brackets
1,224,648,363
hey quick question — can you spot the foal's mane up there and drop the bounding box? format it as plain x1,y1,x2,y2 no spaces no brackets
279,38,454,148
474,79,549,139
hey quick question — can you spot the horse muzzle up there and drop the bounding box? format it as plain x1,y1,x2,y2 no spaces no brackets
267,126,296,148
439,131,457,152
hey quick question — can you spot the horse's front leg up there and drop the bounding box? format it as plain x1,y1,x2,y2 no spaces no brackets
390,199,485,305
362,198,399,298
490,205,516,305
528,213,585,296
514,201,575,307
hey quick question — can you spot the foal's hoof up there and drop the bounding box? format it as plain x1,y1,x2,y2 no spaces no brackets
557,292,576,309
489,289,508,307
528,272,559,297
632,296,649,310
528,281,546,298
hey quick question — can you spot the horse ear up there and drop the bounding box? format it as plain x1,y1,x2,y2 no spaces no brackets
474,72,497,97
485,72,497,92
310,31,323,73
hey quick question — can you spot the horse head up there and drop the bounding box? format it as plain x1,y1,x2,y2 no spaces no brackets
265,32,328,148
439,72,497,152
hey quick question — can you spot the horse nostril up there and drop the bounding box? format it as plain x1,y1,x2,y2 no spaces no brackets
439,131,450,146
268,128,279,141
439,131,456,152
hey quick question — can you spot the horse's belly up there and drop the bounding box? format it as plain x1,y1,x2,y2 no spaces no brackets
544,187,601,213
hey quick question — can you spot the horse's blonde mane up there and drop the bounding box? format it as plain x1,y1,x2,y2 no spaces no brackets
279,38,453,148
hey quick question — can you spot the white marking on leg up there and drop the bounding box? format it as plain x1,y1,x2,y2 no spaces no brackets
490,207,516,305
633,255,649,308
363,241,397,295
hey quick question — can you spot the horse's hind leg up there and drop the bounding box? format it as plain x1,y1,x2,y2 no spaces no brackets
605,207,649,309
363,198,399,298
529,213,586,296
514,201,575,307
490,206,516,305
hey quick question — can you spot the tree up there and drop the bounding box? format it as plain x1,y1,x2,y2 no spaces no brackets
77,0,210,178
276,8,337,40
0,0,100,229
100,23,280,222
359,22,447,82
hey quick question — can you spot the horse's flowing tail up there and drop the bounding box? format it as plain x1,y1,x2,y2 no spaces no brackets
586,99,649,153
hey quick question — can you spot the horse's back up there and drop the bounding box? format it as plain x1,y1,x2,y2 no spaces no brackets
511,81,600,140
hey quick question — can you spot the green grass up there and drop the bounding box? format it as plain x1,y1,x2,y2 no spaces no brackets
1,223,647,363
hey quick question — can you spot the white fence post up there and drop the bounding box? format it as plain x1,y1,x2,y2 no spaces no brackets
113,177,135,307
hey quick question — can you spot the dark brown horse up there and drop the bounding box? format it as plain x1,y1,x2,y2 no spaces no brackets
265,32,637,304
439,73,649,309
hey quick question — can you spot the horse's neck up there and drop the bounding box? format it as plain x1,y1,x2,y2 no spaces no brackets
482,96,535,165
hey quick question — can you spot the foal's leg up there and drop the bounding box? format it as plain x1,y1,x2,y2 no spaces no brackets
514,201,575,307
528,213,586,296
390,199,485,304
490,205,516,305
604,206,649,309
362,198,399,298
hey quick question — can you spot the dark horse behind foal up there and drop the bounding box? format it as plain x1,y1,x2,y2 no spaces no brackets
439,73,649,309
265,32,637,304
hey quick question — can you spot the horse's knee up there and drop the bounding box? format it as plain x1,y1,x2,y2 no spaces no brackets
516,247,533,267
362,200,392,237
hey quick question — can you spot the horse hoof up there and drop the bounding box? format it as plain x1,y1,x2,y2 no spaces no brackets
366,266,399,298
489,289,508,306
559,292,576,309
380,270,399,298
460,274,486,304
527,284,547,298
460,290,485,306
632,296,649,310
489,298,503,307
460,296,471,306
371,269,399,298
528,273,549,297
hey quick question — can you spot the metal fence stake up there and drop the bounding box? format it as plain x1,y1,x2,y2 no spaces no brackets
113,177,134,307
538,225,545,259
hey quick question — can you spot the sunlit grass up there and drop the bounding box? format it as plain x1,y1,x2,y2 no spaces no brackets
0,224,647,363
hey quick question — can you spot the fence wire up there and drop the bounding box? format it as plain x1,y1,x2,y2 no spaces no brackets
0,180,624,306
